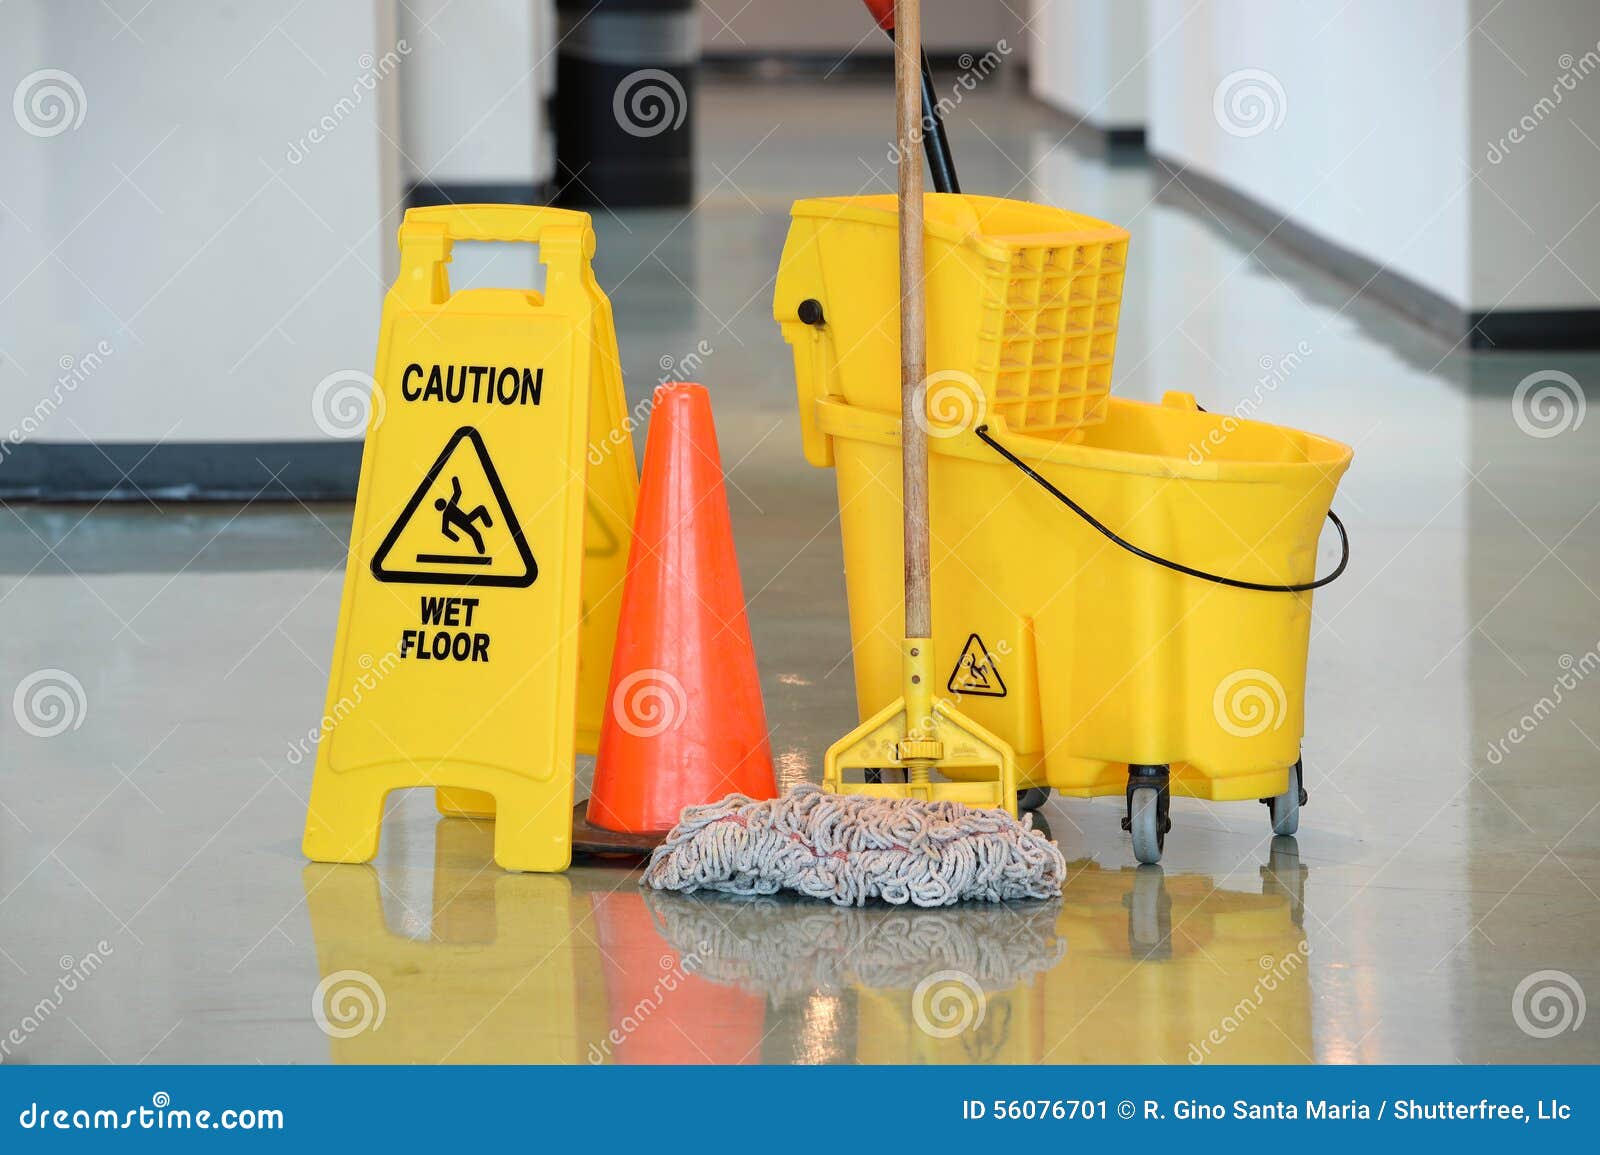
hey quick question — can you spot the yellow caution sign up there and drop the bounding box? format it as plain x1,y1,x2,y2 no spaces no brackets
432,219,638,819
303,205,636,873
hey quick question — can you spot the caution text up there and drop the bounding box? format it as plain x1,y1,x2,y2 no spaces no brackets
400,363,543,406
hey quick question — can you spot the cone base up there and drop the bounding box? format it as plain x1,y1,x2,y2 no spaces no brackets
572,799,665,857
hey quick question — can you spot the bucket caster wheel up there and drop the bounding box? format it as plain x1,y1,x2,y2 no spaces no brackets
1017,786,1051,812
1121,764,1171,865
1261,759,1306,836
1127,790,1166,864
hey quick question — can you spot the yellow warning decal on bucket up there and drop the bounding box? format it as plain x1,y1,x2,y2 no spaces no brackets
304,205,630,874
948,633,1007,698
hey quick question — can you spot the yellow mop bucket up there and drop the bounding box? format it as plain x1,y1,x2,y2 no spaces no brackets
775,193,1352,863
810,394,1350,861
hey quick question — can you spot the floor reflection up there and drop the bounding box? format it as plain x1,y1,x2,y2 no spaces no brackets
1044,846,1312,1064
302,819,604,1064
303,817,1314,1064
636,888,1066,1063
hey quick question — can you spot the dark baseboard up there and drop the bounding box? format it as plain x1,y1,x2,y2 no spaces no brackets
1101,125,1146,149
405,180,555,209
1064,115,1145,154
0,441,362,503
1150,155,1600,351
1466,309,1600,351
1024,96,1146,164
701,50,1003,80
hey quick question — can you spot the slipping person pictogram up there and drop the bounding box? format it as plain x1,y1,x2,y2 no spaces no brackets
948,633,1007,697
434,476,493,555
370,426,537,587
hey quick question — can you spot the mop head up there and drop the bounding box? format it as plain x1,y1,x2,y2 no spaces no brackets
640,784,1066,907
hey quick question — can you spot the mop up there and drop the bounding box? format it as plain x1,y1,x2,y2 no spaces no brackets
642,0,1066,908
642,785,1065,906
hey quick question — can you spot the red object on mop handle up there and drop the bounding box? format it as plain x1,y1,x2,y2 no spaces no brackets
862,0,896,31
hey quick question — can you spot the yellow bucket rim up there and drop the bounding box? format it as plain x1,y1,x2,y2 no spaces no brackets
789,193,1130,261
814,396,1354,486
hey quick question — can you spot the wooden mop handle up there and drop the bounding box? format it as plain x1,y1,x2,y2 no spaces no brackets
896,0,931,640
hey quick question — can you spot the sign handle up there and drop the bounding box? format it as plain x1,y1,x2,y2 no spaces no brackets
401,204,598,250
394,207,596,312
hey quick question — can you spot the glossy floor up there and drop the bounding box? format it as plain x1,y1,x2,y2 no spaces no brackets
3,77,1598,1065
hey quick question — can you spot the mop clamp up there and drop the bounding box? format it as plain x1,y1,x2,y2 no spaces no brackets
825,636,1019,814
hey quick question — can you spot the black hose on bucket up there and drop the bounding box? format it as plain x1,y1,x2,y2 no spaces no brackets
973,424,1349,593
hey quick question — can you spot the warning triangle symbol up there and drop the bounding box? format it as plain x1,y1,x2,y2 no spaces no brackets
370,426,537,587
947,633,1007,697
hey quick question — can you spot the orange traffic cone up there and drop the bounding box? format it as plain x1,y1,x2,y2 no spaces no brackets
586,383,777,835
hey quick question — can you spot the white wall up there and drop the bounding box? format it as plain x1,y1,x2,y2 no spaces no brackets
1137,0,1600,313
1144,0,1473,309
1,0,403,443
1467,0,1600,310
1028,0,1147,130
398,0,553,194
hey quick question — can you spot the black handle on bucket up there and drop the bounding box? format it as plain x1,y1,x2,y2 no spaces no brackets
913,47,961,195
862,1,960,193
973,425,1350,593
